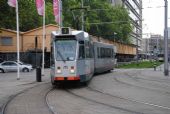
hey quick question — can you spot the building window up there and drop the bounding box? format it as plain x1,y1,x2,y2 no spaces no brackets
0,37,13,45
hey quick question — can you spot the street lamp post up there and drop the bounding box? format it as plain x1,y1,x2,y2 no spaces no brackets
81,0,84,31
164,0,169,76
135,20,139,65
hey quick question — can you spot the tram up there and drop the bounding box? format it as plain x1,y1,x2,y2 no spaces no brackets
50,27,115,85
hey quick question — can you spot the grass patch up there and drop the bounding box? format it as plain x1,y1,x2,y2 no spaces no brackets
117,61,163,69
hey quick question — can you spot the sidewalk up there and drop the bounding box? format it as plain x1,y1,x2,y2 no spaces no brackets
0,69,50,111
140,64,170,81
115,63,170,82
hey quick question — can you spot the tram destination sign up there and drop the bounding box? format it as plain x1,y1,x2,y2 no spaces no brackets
61,27,71,34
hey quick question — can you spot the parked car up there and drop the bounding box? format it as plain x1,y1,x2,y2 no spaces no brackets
158,57,164,62
0,61,33,73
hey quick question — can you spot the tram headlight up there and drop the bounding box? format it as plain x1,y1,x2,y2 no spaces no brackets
70,66,75,74
57,67,62,73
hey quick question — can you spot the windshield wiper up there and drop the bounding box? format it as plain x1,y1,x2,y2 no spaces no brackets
57,50,66,63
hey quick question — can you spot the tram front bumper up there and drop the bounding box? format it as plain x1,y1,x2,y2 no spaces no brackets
54,76,80,81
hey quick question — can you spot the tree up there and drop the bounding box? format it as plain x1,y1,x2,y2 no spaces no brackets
86,1,133,43
0,0,55,31
62,0,133,44
0,0,133,44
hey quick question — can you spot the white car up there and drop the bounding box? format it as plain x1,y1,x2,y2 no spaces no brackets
0,61,33,73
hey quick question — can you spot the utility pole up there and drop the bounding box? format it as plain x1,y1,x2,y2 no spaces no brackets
81,0,84,31
70,2,87,30
136,37,139,64
164,0,169,76
136,20,139,65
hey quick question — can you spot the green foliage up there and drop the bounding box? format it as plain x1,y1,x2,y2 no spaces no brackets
62,0,133,44
0,0,55,31
117,61,163,69
0,0,133,43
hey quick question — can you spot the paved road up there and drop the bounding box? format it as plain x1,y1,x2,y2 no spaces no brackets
2,67,170,114
0,69,50,112
4,83,52,114
46,68,170,114
89,69,170,114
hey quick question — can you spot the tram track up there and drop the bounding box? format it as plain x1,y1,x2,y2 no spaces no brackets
86,71,170,113
113,75,170,94
46,70,170,114
125,71,170,86
115,71,170,94
1,89,26,114
115,69,170,84
87,86,170,111
111,72,170,109
2,82,55,114
45,88,56,114
2,69,170,114
46,83,146,114
1,82,41,114
65,88,144,114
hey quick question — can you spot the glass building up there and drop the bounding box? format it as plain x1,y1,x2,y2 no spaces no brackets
110,0,143,53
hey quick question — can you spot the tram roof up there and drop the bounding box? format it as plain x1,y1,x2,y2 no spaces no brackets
51,30,90,41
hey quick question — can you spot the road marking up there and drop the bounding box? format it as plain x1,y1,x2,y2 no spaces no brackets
130,98,170,110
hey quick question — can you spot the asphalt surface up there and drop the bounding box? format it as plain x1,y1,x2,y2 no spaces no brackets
1,65,170,114
0,69,50,113
46,65,170,114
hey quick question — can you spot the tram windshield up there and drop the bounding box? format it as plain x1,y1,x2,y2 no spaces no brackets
55,39,77,61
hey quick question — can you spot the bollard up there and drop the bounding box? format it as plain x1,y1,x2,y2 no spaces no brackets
154,64,156,71
36,67,42,82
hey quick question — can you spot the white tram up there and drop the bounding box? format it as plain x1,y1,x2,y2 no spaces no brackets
50,27,115,85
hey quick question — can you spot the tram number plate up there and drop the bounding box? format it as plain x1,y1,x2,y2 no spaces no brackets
63,66,68,69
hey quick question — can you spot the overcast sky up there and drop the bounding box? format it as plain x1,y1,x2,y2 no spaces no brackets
142,0,169,38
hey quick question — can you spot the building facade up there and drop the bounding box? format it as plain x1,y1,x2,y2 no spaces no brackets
0,24,59,53
0,24,59,66
110,0,143,54
0,24,137,65
142,35,164,56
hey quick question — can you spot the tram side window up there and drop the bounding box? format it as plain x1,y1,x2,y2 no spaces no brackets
108,48,112,58
97,47,100,58
85,41,92,58
89,43,93,58
111,49,113,58
50,46,54,65
106,48,111,58
99,47,112,58
79,45,85,59
105,48,107,58
112,49,115,58
101,48,104,58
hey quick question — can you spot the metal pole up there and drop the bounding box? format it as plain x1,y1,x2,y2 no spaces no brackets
60,0,63,27
164,0,169,76
81,0,84,31
136,37,138,64
42,0,45,76
16,0,20,80
136,21,139,65
35,36,38,68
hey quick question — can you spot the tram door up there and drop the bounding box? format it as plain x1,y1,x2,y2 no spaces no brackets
84,41,94,79
50,43,55,80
